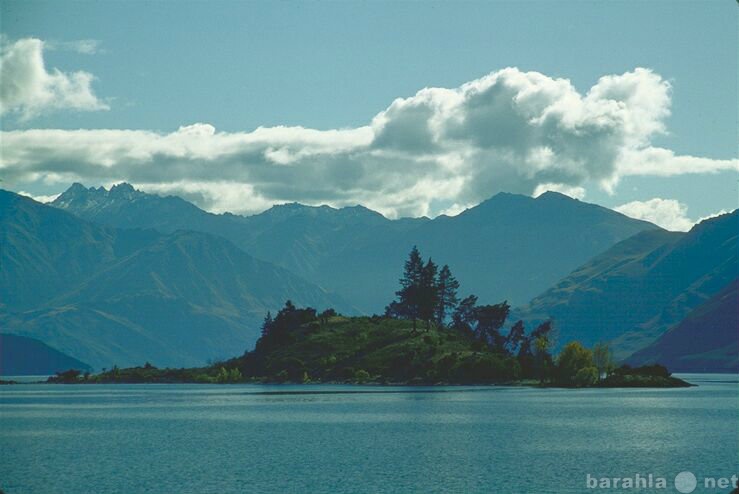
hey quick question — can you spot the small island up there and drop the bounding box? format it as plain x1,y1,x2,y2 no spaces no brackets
46,247,691,389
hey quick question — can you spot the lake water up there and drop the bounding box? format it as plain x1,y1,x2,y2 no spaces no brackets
1,374,737,494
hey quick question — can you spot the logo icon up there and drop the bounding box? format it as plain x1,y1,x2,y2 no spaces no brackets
674,471,697,494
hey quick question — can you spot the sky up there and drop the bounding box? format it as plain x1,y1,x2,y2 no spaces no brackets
1,0,737,230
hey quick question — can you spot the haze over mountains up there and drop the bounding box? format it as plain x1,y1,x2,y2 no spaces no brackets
52,183,659,313
0,190,349,369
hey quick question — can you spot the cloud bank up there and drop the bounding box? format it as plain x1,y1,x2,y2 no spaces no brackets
17,190,60,204
1,61,736,217
615,198,731,232
0,37,108,119
615,198,695,231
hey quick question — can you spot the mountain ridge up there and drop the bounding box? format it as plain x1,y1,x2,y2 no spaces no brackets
1,190,353,369
51,183,661,312
0,333,93,376
521,209,738,360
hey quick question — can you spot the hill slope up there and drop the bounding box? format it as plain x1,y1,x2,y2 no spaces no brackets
53,184,660,312
1,190,351,369
522,210,738,358
0,334,92,375
625,279,738,372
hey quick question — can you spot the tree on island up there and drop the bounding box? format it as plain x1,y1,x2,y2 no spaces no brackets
388,247,556,372
505,320,526,355
451,294,478,333
235,246,658,387
257,300,318,351
516,320,555,382
394,246,425,329
473,302,510,349
390,247,465,331
592,342,615,381
556,341,598,387
261,311,273,337
436,264,459,325
418,258,440,329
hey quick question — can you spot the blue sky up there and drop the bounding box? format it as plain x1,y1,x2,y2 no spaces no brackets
1,1,737,229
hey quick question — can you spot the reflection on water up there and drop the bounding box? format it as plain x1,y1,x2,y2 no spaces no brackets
1,374,737,494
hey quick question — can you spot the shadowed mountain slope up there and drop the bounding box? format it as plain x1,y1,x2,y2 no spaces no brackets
625,279,738,372
1,190,351,369
0,333,92,375
53,184,660,312
521,210,738,358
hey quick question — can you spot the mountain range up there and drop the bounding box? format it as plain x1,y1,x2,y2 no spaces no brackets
3,183,735,372
0,190,350,369
51,183,660,313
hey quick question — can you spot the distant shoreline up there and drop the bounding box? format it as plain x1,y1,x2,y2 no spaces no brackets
3,375,695,388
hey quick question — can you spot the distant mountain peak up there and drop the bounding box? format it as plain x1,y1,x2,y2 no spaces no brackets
535,190,577,201
488,191,523,200
110,182,136,193
54,182,147,209
68,182,88,193
258,201,386,222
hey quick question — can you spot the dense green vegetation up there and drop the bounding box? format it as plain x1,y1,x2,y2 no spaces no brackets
237,247,557,384
47,317,689,387
242,313,521,384
600,366,693,388
47,364,241,384
47,247,690,388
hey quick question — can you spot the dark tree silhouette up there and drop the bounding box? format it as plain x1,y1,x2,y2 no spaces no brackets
436,264,459,325
319,308,337,325
261,311,273,337
256,300,318,351
474,301,510,349
452,294,478,333
528,320,555,383
396,246,424,329
505,319,526,354
384,300,403,319
418,258,439,329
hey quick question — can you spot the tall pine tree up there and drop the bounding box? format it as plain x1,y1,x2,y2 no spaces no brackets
396,246,424,329
436,264,459,325
261,311,273,337
419,258,439,329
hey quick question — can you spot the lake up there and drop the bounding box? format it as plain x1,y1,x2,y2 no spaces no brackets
1,374,737,493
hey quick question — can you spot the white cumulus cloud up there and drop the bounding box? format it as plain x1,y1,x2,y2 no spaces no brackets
615,198,699,231
1,66,737,217
0,37,108,119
